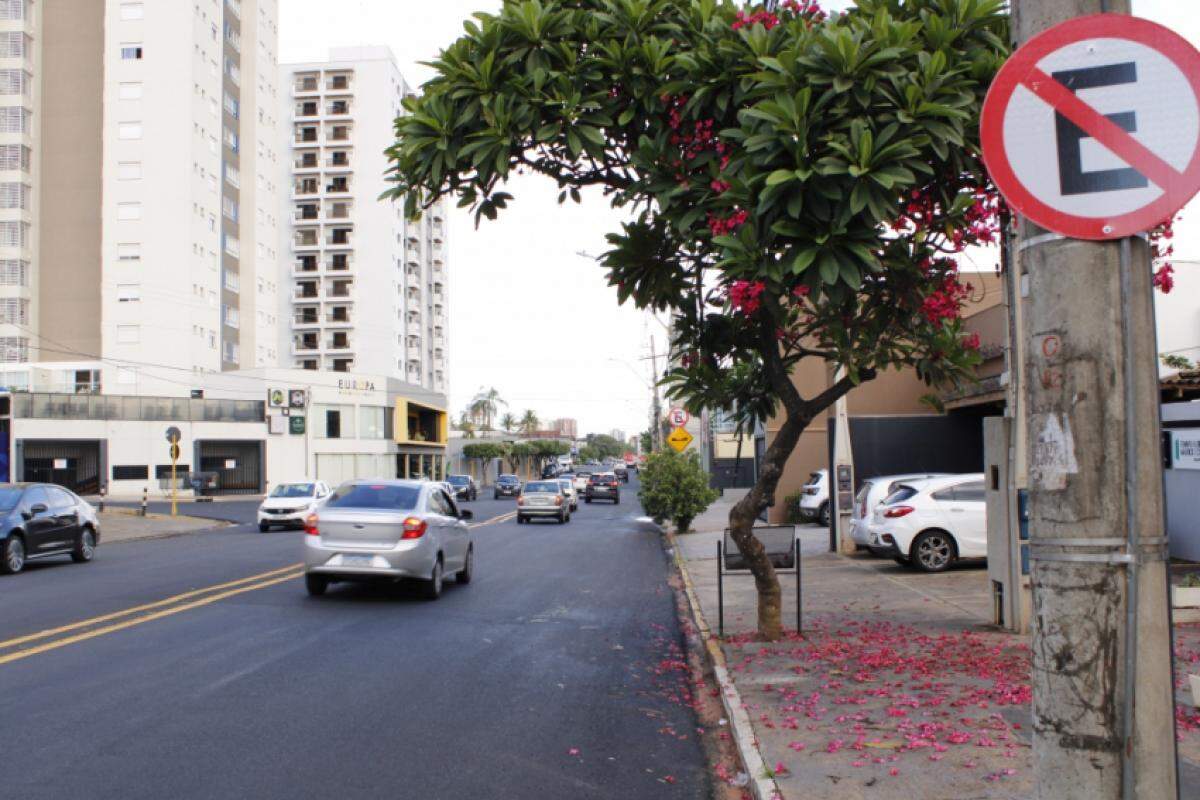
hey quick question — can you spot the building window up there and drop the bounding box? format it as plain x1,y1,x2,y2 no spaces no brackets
222,341,239,363
0,297,26,324
117,161,142,181
0,2,28,22
119,2,144,20
118,82,143,100
117,284,140,302
0,259,27,286
221,195,238,222
118,122,143,140
0,32,28,58
0,221,26,247
223,92,239,119
117,242,140,261
326,409,341,438
221,305,239,329
0,145,29,171
0,107,29,134
116,325,140,344
0,69,29,96
0,336,26,362
117,202,142,221
120,44,144,60
0,182,27,209
112,465,149,481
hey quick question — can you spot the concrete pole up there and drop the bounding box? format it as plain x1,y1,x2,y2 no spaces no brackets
1013,2,1178,799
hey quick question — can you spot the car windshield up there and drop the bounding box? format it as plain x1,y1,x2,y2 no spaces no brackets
882,485,919,505
0,487,25,509
524,481,559,493
270,483,314,498
498,476,519,484
448,476,470,486
325,483,420,510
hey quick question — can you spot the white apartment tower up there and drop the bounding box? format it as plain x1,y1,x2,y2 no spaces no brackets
0,0,282,396
280,47,448,393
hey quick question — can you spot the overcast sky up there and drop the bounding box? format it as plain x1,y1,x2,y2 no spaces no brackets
278,0,1199,439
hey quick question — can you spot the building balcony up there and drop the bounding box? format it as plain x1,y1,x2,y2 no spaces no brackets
326,75,352,92
293,77,319,95
293,315,320,329
325,338,352,353
325,313,352,327
291,340,320,355
406,321,421,336
406,345,421,359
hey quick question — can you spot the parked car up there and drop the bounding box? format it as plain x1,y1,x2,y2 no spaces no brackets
0,483,101,575
556,478,579,511
797,470,830,526
494,474,523,499
867,473,987,572
850,473,948,553
613,464,629,483
446,474,478,501
572,470,592,494
258,481,332,532
303,480,474,599
585,472,621,504
517,480,571,524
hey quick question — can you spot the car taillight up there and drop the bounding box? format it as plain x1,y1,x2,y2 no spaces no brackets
884,505,915,518
304,514,319,536
401,516,428,539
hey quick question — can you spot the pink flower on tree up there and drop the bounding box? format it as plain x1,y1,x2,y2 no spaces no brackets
729,280,766,315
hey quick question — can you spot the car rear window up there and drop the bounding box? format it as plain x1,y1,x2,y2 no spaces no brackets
498,475,519,484
882,485,918,505
524,481,559,493
805,472,823,485
325,484,419,510
448,476,470,485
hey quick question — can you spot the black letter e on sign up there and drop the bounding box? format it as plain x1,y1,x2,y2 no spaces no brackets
1053,62,1148,196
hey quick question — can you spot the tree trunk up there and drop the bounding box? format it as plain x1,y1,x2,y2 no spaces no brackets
726,409,810,641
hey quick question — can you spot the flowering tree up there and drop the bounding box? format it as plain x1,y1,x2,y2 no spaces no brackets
386,0,1008,639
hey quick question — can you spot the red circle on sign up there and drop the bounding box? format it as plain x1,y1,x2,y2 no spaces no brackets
980,14,1200,240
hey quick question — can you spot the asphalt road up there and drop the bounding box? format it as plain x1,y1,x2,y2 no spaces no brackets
1,476,710,799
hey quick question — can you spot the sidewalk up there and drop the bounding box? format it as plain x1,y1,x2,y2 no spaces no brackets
673,492,1200,799
98,508,228,544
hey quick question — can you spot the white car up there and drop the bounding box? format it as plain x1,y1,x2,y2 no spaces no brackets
866,474,987,572
258,481,331,532
797,469,829,526
572,471,592,494
851,473,949,553
557,478,579,511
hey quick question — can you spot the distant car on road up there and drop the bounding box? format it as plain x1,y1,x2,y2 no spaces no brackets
585,473,620,504
797,469,830,526
541,463,560,479
572,470,592,495
446,474,478,501
303,480,474,599
613,463,629,483
0,483,101,575
867,474,987,572
556,478,579,511
258,481,331,532
850,473,947,553
517,480,571,524
494,474,522,499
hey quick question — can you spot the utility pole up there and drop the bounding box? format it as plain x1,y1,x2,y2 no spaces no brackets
1011,2,1178,799
649,335,664,451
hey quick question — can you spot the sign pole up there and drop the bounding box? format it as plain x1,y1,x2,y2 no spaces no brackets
170,447,178,518
1004,3,1179,798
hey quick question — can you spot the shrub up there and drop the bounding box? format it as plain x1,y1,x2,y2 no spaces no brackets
782,491,805,525
639,450,720,533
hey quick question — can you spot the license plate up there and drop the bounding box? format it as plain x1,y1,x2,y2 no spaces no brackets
342,554,374,567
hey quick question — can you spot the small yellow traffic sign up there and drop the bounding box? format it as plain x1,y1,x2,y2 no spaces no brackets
666,426,693,452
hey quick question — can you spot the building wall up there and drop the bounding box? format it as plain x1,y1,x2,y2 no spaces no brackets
1157,259,1200,373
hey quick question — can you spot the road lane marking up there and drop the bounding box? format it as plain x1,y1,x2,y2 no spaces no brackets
470,510,517,528
0,569,304,666
0,563,303,652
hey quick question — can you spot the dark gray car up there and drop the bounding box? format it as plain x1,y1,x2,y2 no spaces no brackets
0,483,101,575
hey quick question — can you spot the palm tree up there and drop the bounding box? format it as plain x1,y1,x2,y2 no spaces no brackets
470,387,505,430
519,409,540,434
456,411,476,439
499,412,517,432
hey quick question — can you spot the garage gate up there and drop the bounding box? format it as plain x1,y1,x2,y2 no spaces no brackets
195,440,264,495
18,439,104,495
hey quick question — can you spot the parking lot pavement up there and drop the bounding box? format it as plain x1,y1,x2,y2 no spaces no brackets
674,490,1200,799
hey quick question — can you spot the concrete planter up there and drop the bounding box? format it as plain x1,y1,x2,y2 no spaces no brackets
1191,674,1200,709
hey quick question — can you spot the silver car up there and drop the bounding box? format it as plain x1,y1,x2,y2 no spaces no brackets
303,480,475,600
516,480,571,524
557,478,579,511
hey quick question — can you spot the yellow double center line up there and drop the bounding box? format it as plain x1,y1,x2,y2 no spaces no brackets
0,563,305,666
0,510,518,667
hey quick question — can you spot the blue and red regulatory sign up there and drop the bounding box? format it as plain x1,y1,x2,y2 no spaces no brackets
981,14,1200,240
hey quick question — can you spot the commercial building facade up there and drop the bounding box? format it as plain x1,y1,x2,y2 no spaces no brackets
280,46,447,391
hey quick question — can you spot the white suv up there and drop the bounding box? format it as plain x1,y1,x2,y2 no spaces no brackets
258,481,331,532
797,470,829,526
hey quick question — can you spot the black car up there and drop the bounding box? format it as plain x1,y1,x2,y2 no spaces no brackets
494,474,522,499
446,474,478,501
541,463,559,479
0,483,101,575
585,473,620,504
613,464,629,483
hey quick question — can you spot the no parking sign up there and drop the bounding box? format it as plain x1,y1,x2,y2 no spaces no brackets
981,14,1200,239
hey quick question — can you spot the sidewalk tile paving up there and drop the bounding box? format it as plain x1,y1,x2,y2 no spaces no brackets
676,493,1200,799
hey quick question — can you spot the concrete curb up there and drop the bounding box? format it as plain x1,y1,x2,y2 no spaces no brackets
667,529,781,800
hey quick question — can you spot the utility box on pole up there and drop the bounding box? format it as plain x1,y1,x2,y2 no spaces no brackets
984,417,1030,633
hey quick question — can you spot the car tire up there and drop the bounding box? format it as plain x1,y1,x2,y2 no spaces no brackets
613,497,620,505
71,526,97,563
911,530,956,573
258,522,270,533
585,497,592,504
494,492,500,500
818,502,831,527
517,514,525,524
457,546,473,584
305,574,328,596
1,534,25,575
558,511,567,524
422,558,444,600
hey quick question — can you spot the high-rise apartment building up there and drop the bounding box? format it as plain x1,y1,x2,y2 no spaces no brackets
0,0,281,396
280,47,447,394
